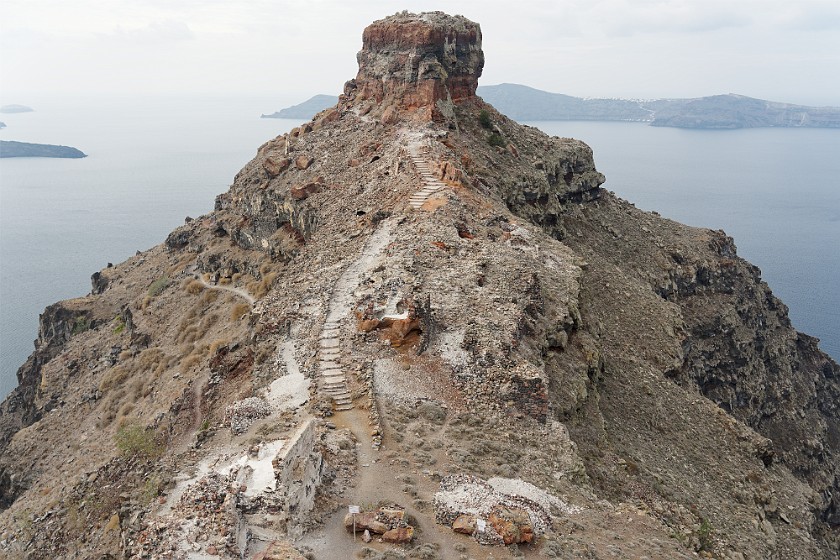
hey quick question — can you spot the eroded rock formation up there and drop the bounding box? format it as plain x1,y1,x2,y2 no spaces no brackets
0,11,837,560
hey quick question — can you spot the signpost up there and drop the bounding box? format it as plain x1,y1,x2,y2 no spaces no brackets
349,505,361,541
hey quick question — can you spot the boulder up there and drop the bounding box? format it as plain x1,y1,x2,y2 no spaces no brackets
381,526,414,544
290,182,323,201
344,512,388,534
452,514,476,535
263,156,290,177
487,507,534,545
295,155,314,170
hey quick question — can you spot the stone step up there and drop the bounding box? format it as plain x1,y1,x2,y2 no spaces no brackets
324,383,347,392
319,338,339,348
327,390,351,399
334,396,353,406
319,360,342,369
320,331,339,340
323,372,346,381
334,403,354,411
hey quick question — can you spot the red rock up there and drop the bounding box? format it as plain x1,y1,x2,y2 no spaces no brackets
295,155,314,170
351,12,483,119
263,157,290,178
344,512,388,534
290,182,322,201
381,526,414,544
488,507,533,545
452,514,476,535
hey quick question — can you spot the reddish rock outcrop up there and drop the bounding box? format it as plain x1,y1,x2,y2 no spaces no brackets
488,507,534,545
347,11,483,122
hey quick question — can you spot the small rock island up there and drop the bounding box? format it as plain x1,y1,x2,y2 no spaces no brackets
0,104,34,114
0,140,87,159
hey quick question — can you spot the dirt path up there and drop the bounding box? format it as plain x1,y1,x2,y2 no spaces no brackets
194,275,256,305
315,221,393,413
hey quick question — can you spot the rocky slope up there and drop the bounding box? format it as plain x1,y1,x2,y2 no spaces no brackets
1,11,838,560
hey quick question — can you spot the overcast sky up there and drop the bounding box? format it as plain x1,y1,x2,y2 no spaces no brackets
2,0,839,106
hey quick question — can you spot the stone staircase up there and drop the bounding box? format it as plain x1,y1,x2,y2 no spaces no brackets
318,320,354,411
409,148,447,209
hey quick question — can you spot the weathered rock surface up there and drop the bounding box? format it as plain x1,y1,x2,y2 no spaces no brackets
347,10,483,123
0,10,838,560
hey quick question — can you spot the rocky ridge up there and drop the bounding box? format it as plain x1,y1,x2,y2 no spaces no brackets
0,10,838,560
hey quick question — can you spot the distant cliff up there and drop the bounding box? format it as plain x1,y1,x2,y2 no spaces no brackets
0,105,33,114
648,94,840,128
261,94,338,119
478,83,653,122
479,84,840,129
0,140,86,159
269,86,840,129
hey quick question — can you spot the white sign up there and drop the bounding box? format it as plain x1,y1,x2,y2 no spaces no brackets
476,519,487,532
349,505,361,514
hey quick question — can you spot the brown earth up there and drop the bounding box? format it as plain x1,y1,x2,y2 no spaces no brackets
0,10,838,560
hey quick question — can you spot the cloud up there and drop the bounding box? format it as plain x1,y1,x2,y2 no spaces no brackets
103,20,195,44
588,0,753,37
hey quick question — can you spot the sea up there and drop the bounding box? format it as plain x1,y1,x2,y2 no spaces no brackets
0,96,838,399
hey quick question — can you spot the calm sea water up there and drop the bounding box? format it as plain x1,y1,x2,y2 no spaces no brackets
0,95,300,398
0,100,837,399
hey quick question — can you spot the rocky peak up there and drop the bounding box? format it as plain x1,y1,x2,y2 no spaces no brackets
345,11,484,122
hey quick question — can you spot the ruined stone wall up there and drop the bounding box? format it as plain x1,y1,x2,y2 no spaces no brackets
272,419,324,539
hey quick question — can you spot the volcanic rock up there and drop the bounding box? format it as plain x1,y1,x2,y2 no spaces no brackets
0,10,838,560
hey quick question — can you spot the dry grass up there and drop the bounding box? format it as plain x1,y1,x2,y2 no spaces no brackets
209,339,228,355
230,302,250,321
201,289,219,304
99,366,128,392
184,279,205,295
247,271,278,299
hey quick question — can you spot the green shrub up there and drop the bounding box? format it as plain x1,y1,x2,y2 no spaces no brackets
478,109,492,129
487,133,506,148
147,276,169,297
697,518,714,552
114,424,163,458
72,315,90,335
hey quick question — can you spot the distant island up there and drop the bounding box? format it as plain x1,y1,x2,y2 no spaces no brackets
0,140,86,159
261,94,340,119
0,122,5,129
0,104,34,114
266,86,840,129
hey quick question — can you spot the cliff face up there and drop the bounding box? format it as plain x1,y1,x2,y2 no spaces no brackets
0,12,838,560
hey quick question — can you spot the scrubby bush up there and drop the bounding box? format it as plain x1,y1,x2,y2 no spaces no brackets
184,279,204,294
147,276,169,297
488,133,506,148
479,109,492,129
114,423,163,458
231,302,250,321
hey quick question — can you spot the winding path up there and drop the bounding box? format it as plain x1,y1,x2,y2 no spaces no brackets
408,147,447,209
316,221,393,411
194,275,256,305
